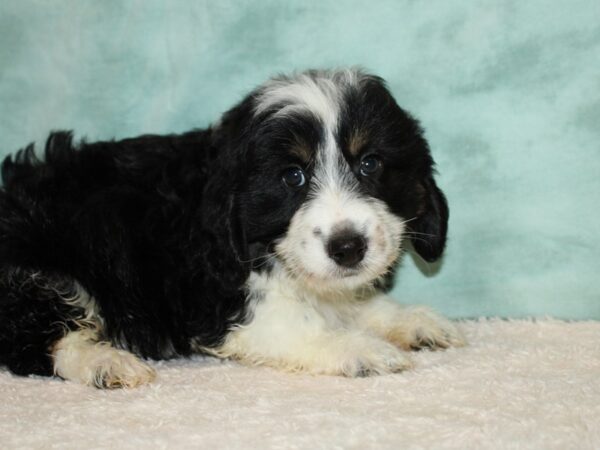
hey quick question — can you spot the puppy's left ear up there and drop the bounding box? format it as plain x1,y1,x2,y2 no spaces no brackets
409,176,449,262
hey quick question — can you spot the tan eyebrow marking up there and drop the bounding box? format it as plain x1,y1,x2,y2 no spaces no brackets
348,129,368,156
289,140,313,164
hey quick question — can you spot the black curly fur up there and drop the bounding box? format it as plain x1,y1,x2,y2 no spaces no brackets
0,268,83,375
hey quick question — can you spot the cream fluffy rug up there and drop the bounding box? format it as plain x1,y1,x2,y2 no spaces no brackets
1,319,599,449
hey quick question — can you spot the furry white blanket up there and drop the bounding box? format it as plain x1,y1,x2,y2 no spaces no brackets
1,319,599,449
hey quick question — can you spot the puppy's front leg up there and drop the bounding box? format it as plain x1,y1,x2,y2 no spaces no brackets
356,295,466,351
209,282,412,376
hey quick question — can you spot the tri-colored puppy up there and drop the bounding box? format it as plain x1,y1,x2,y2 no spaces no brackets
0,69,464,388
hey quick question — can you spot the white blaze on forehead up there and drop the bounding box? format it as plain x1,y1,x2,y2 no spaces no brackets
253,69,364,130
313,135,357,194
254,73,341,130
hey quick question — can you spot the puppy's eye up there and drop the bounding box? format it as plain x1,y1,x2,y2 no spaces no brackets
282,167,306,188
360,155,382,176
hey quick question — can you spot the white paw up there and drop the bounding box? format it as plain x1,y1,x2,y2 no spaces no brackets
91,348,157,389
394,307,467,350
223,332,413,378
315,335,413,377
53,331,156,389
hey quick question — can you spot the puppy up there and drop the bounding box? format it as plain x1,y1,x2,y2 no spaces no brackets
0,68,464,388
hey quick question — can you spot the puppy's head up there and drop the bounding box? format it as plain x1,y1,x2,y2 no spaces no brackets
216,69,448,291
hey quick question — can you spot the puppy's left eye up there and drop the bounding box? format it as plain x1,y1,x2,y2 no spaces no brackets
360,155,382,176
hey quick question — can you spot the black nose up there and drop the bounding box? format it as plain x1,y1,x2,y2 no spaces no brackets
327,233,368,268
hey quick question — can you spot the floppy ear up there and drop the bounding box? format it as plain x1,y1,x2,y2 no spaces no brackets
197,141,250,291
195,94,262,287
409,176,449,263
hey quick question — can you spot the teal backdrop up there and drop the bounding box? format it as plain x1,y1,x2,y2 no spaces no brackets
1,1,599,319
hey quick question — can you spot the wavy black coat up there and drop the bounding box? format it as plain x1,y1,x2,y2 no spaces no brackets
0,104,255,375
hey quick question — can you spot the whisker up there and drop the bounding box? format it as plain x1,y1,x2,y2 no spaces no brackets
405,236,433,246
403,231,438,238
399,216,418,226
253,255,277,269
237,252,277,265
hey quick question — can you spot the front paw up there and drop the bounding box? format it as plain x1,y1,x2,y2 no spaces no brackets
387,307,467,351
328,335,413,377
217,327,414,377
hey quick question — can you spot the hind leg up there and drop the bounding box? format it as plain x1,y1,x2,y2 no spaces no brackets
52,328,155,388
0,268,81,376
0,268,155,388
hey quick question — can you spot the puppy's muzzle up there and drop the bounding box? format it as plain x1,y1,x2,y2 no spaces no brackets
326,230,367,268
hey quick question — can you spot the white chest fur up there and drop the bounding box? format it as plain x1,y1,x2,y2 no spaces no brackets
210,265,465,376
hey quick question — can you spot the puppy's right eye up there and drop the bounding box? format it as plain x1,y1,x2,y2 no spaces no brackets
282,167,306,188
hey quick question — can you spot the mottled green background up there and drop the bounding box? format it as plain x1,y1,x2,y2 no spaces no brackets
1,1,599,318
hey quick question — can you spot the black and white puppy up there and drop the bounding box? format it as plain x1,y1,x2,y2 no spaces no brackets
0,69,464,388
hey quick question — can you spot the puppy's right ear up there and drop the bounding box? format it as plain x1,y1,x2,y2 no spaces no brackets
192,96,258,290
210,94,256,151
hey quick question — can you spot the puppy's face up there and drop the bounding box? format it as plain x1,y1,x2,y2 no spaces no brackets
230,70,448,290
